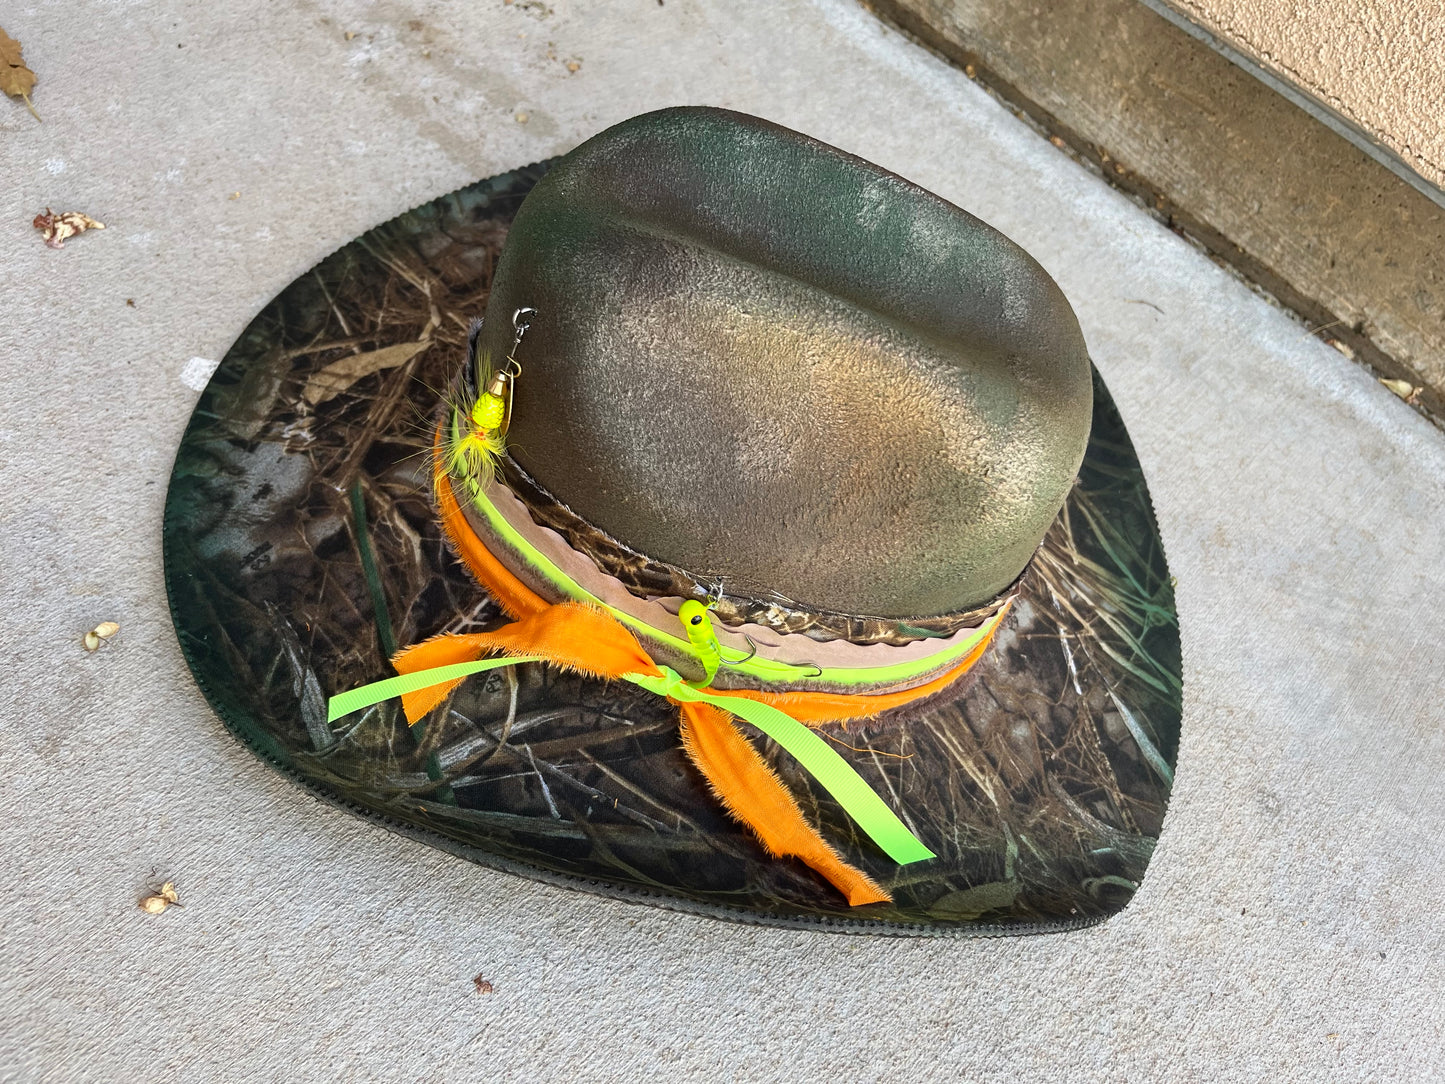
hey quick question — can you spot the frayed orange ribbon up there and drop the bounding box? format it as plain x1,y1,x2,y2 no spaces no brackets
395,453,1002,906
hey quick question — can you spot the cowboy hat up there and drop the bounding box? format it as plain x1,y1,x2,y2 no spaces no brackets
164,107,1180,934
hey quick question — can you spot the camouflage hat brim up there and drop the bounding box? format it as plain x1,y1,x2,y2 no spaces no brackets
163,164,1181,935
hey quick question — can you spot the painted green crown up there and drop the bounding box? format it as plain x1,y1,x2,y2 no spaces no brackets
478,106,1092,616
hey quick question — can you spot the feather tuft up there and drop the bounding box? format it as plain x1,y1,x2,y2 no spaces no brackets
446,425,507,481
442,344,509,482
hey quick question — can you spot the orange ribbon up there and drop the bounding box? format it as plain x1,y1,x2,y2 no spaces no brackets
394,454,1002,906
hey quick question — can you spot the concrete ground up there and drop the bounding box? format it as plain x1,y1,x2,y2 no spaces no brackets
2,1,1442,1080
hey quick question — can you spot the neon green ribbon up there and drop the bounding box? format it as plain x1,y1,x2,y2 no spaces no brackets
326,656,544,722
629,667,935,865
327,659,935,866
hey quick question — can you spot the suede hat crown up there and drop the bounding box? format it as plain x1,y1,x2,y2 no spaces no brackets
479,106,1093,619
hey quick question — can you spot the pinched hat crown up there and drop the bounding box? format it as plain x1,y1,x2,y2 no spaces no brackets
476,106,1093,618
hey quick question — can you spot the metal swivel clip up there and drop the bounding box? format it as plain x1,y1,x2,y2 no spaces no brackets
472,306,537,439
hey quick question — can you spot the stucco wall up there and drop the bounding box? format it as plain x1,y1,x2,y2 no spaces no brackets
1169,0,1445,190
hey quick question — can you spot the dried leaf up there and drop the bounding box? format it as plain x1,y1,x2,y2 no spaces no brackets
33,208,106,249
0,27,39,121
302,340,430,405
1379,377,1423,405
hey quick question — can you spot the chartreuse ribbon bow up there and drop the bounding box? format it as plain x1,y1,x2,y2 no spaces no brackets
627,667,937,864
327,631,934,862
323,433,1009,906
326,601,935,906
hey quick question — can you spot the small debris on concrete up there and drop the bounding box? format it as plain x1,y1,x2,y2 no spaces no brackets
472,974,495,994
140,880,182,914
82,621,121,652
515,112,529,124
33,208,105,249
0,26,40,121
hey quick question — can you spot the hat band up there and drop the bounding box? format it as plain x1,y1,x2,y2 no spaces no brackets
447,410,1011,695
498,454,1013,648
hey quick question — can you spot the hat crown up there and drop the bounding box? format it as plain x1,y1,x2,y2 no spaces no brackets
480,107,1092,617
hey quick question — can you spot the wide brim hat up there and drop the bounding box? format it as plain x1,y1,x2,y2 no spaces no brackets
164,108,1181,935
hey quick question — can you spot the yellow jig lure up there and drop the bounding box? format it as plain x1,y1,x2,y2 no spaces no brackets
678,598,722,687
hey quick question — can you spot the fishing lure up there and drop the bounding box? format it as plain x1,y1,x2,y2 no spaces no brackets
678,598,722,686
447,306,536,480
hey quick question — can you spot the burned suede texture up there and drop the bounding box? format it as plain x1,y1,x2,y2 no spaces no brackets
481,107,1093,617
